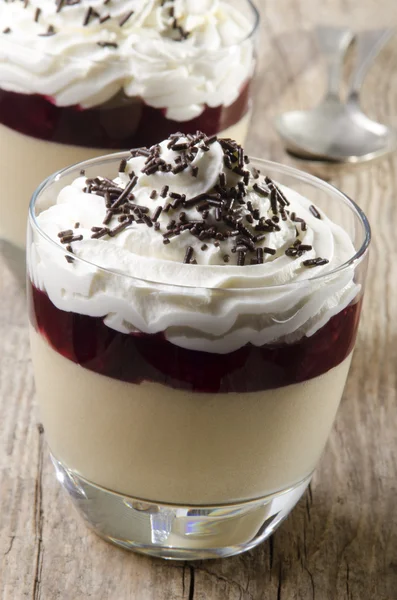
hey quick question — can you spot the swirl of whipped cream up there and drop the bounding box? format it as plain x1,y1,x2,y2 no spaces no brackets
30,134,360,353
0,0,255,119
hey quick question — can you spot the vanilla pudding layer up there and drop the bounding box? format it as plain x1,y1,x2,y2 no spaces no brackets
30,327,352,505
0,124,103,248
0,113,250,248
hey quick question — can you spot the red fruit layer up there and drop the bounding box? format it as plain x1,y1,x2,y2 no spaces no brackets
28,282,362,393
0,81,251,149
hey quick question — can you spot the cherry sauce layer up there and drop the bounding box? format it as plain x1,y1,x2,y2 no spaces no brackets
29,282,361,393
0,82,251,149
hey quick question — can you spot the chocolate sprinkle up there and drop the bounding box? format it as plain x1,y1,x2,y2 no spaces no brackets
103,210,113,225
91,227,109,239
270,192,278,215
119,10,134,27
172,163,188,174
309,205,322,219
160,185,169,198
83,6,93,26
253,233,266,243
206,136,218,145
60,234,83,244
57,229,73,238
183,246,194,264
97,41,118,48
111,176,138,208
39,25,56,37
303,257,329,267
108,217,133,237
253,183,269,197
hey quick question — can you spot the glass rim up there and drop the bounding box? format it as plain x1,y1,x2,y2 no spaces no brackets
28,152,371,292
236,0,261,45
2,0,260,63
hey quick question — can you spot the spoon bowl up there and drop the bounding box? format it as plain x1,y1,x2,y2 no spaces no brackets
276,99,397,163
275,27,396,164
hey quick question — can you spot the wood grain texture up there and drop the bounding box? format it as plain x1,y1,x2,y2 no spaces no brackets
1,1,397,598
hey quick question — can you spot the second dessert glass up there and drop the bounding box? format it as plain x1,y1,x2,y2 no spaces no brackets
0,0,259,248
27,154,370,560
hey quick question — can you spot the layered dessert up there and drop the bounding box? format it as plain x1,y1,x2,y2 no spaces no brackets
28,132,363,510
0,0,257,247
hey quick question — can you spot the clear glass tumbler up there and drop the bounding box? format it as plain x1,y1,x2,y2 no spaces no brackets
0,0,259,248
27,154,370,560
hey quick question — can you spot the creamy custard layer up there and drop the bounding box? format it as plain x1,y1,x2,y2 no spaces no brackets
0,113,251,248
31,327,352,506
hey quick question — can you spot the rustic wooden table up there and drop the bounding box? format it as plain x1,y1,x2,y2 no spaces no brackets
1,1,396,598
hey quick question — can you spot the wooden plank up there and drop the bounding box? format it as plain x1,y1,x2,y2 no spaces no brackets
1,1,397,598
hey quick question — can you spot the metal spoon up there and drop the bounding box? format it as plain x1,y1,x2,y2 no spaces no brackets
275,27,397,164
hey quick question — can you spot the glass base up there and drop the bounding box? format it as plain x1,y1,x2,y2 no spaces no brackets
52,453,312,560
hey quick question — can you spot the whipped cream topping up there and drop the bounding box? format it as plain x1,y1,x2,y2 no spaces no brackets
0,0,255,119
30,133,360,353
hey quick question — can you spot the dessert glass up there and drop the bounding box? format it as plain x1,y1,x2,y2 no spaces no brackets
27,154,370,560
0,0,259,248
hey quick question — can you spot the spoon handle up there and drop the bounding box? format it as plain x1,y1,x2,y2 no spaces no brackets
315,26,354,100
347,29,395,103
